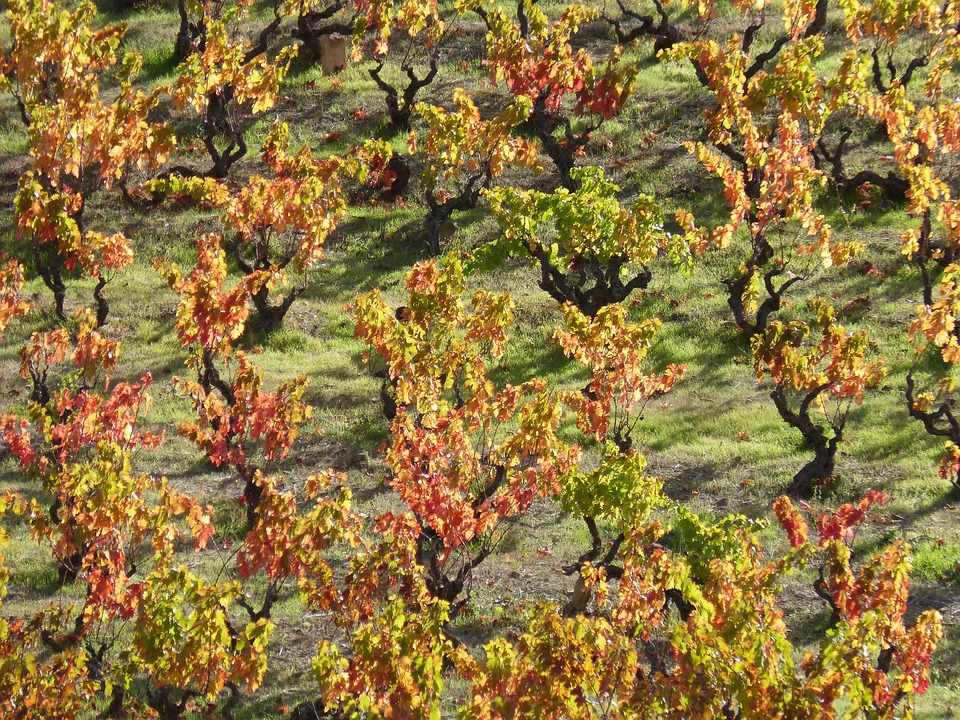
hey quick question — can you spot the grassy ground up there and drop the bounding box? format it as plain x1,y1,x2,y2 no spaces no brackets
1,0,959,716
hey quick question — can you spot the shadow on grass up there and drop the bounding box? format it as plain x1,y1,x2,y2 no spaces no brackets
301,212,429,302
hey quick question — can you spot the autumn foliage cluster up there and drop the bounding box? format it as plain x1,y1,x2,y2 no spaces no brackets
0,0,954,716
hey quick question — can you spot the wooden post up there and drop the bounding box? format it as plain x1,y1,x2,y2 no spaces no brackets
320,34,347,75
